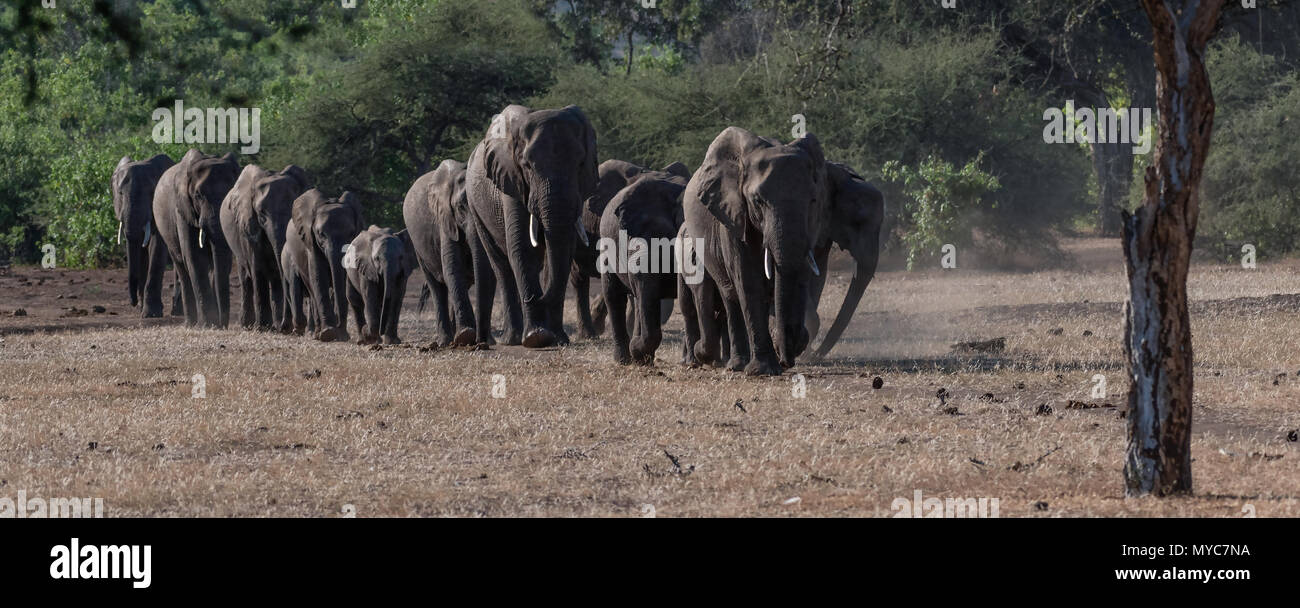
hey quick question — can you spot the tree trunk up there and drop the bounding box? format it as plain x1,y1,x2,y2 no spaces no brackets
1123,0,1225,497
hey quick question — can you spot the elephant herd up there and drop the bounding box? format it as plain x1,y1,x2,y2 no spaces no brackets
110,104,883,375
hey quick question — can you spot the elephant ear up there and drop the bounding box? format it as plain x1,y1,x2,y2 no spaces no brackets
395,229,417,275
693,127,768,242
569,106,600,201
279,165,311,193
339,191,365,229
483,136,526,203
292,189,326,246
790,133,829,242
661,161,690,180
111,157,132,218
431,161,462,243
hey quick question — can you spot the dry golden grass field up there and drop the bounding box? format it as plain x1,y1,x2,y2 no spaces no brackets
1,238,1297,517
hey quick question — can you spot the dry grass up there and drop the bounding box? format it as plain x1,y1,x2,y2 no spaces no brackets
1,237,1297,517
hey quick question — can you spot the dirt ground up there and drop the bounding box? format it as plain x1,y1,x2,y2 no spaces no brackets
1,237,1297,517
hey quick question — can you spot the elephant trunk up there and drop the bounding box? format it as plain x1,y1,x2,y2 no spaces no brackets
126,233,145,307
770,245,810,369
814,264,872,358
535,184,580,332
208,218,229,327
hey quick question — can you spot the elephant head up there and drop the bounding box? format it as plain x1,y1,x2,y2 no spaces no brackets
111,154,174,308
693,127,827,368
811,162,885,358
477,104,598,346
254,165,310,261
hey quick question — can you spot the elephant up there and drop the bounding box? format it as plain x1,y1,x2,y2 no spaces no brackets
219,164,310,332
676,221,730,367
285,189,364,341
682,127,827,375
599,170,688,365
344,226,416,345
403,160,480,346
111,154,184,318
152,149,241,328
805,161,885,358
466,104,598,348
572,159,689,338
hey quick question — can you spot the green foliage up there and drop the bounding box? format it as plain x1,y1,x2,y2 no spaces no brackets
1199,35,1300,260
881,154,1002,270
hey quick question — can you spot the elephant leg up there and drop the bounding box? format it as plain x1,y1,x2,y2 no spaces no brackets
693,275,724,366
728,253,781,376
173,258,199,327
362,280,382,345
169,265,184,317
441,239,477,346
238,266,255,329
346,280,367,343
328,251,351,342
480,226,524,345
306,248,339,341
383,282,405,344
678,274,701,367
178,231,217,328
251,262,274,331
603,274,631,365
142,238,168,318
572,268,598,340
631,283,662,366
591,293,607,335
720,293,750,372
429,278,453,346
469,227,500,345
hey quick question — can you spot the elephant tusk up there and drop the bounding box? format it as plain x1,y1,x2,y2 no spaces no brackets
764,249,774,281
529,214,542,248
142,222,151,248
117,221,123,245
807,250,820,276
198,227,204,249
575,217,588,247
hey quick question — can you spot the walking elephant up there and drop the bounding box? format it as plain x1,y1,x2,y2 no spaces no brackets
285,189,364,342
806,161,884,358
345,226,416,345
220,164,310,332
598,169,688,365
572,159,689,338
466,105,598,348
682,127,827,375
152,149,241,328
111,154,183,318
403,160,479,346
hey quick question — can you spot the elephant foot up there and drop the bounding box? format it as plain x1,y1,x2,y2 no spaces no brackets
725,356,747,372
142,308,163,319
316,327,339,342
501,329,523,346
613,347,632,365
382,335,401,345
522,327,557,349
486,333,497,346
452,327,476,347
632,351,655,366
745,357,782,377
553,328,571,347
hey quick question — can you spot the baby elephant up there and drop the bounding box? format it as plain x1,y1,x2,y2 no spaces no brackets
344,226,417,345
599,171,688,365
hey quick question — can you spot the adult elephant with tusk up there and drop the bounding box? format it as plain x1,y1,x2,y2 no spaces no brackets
220,164,310,332
152,149,241,328
805,161,884,358
285,189,365,342
682,127,828,375
466,105,598,348
111,154,184,318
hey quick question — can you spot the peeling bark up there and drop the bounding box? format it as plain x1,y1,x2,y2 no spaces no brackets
1123,0,1225,497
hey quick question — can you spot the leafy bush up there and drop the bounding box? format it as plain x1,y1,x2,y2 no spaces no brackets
881,153,1002,270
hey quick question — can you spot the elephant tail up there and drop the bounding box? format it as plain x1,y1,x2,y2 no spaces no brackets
417,282,431,314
